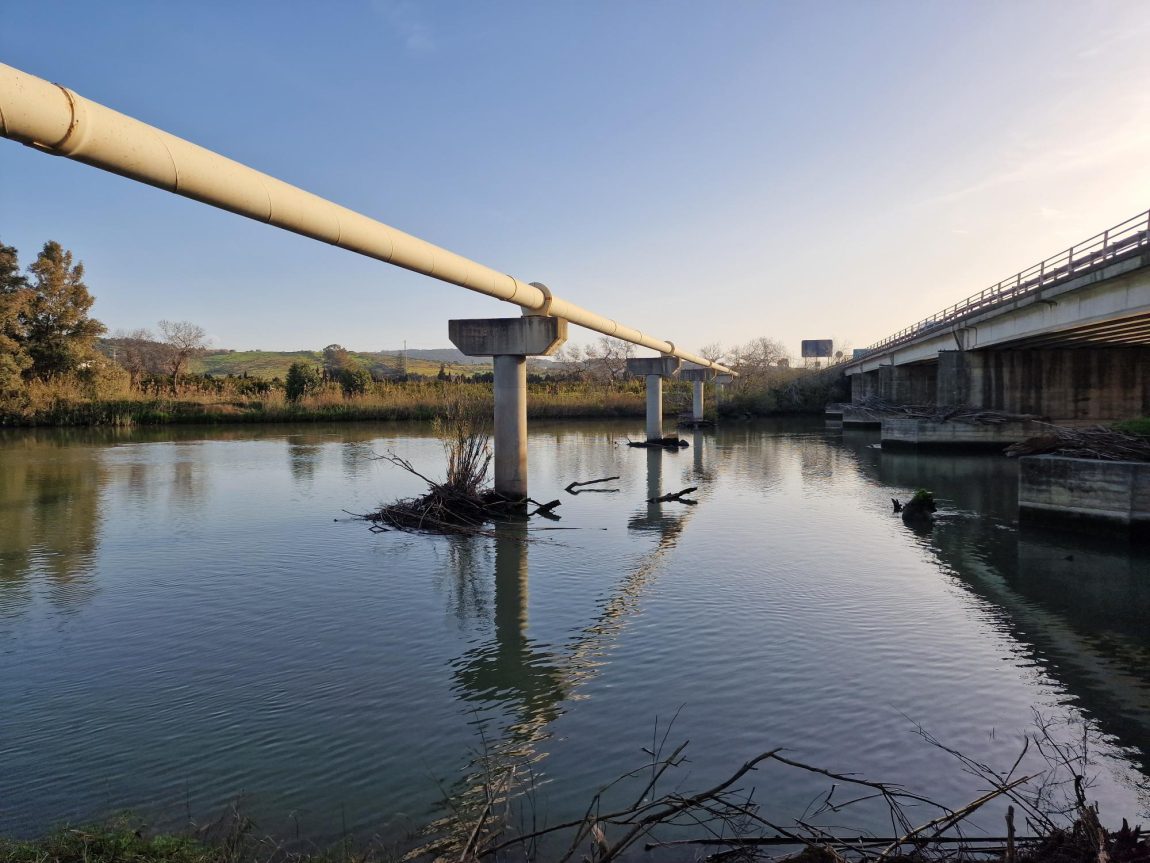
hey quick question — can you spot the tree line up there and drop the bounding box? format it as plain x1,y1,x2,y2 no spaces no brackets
1,239,209,401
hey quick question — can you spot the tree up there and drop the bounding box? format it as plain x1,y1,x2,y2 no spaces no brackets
698,342,726,366
0,241,32,395
730,337,788,377
285,362,323,402
108,328,164,389
23,241,106,379
158,319,207,392
339,366,373,397
321,343,353,380
585,337,635,383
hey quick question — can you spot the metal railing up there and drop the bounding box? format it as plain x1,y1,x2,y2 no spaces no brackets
853,208,1150,360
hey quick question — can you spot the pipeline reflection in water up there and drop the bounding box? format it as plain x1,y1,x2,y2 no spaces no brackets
436,447,696,850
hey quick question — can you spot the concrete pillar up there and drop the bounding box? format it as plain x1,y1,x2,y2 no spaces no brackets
680,367,716,422
646,375,663,440
449,316,567,500
937,350,987,408
890,363,938,406
626,356,681,442
715,373,733,411
493,355,527,498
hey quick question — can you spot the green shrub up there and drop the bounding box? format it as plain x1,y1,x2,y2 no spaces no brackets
284,362,322,403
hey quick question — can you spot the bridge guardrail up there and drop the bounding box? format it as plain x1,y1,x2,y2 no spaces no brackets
854,208,1150,359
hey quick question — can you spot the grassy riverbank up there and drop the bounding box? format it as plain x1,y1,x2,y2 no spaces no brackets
0,375,843,427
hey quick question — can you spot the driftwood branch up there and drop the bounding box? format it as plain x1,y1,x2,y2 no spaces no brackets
564,475,619,493
647,486,698,504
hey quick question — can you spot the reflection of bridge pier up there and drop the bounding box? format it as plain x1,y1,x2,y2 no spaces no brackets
453,521,565,722
439,448,699,851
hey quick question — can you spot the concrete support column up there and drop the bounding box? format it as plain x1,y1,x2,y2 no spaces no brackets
449,316,567,501
646,375,663,440
937,350,987,408
626,356,681,442
715,373,733,412
680,367,717,423
493,355,527,498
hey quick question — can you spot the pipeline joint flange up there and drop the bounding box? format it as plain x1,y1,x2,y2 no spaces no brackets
523,281,554,317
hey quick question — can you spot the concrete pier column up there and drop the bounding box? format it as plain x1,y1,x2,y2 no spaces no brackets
646,375,664,440
715,373,733,412
680,368,717,422
493,355,527,498
449,316,567,500
626,356,681,442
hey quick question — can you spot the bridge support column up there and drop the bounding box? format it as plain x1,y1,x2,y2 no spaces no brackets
716,373,732,411
449,316,567,501
936,350,986,408
680,367,717,421
626,356,681,441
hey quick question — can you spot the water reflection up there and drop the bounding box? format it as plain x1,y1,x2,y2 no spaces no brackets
452,521,566,732
833,430,1150,780
287,437,325,484
439,445,701,844
0,436,104,615
628,448,688,536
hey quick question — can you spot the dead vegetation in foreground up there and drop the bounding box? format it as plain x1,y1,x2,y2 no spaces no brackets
4,721,1147,863
412,715,1148,863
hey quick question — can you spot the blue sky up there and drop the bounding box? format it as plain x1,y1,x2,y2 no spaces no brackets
2,1,1148,356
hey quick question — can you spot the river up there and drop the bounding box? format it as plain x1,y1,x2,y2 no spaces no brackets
1,418,1147,847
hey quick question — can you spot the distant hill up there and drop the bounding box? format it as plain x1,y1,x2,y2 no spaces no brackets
190,348,552,380
192,349,483,380
100,338,553,380
383,348,489,366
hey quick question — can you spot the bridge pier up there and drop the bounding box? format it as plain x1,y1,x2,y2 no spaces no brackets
449,316,567,500
715,373,732,411
680,367,717,420
626,357,681,440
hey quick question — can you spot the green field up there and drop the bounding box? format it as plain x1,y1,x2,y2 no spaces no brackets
191,350,485,379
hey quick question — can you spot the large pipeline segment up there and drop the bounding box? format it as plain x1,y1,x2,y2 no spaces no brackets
0,62,734,375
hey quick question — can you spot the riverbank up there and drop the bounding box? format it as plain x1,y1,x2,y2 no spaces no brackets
0,378,837,427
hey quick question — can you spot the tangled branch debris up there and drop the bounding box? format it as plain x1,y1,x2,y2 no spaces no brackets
1005,424,1150,462
415,714,1147,863
852,397,1040,425
363,400,518,535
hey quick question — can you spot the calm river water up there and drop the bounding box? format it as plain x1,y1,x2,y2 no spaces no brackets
1,419,1148,845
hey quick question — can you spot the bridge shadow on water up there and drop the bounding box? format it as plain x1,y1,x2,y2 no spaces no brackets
833,427,1150,783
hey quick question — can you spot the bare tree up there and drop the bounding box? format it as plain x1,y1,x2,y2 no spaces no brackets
109,327,162,389
698,342,726,366
158,319,207,393
583,336,635,383
731,336,788,377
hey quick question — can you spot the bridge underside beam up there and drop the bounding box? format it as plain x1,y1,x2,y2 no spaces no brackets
938,347,1150,421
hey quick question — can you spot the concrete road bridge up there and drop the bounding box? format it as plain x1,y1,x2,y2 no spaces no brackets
845,209,1150,423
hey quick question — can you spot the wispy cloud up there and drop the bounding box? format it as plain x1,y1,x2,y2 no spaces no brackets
370,0,435,55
